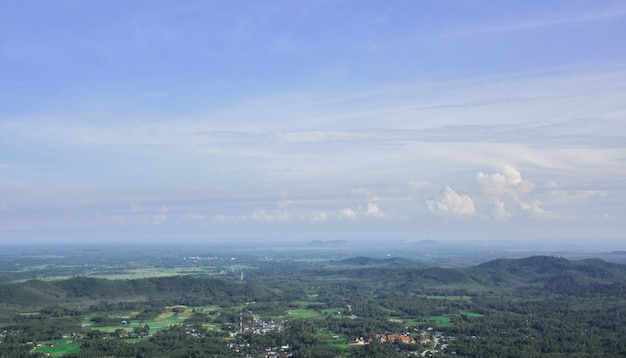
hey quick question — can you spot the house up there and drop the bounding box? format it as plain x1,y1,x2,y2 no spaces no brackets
375,333,416,344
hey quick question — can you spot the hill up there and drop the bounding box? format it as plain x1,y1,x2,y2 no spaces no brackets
335,256,420,268
472,255,626,294
0,275,277,316
325,255,626,295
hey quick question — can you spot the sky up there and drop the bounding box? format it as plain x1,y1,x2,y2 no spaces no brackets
1,1,625,244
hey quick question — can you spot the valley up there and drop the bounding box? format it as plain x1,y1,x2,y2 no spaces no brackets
1,241,626,357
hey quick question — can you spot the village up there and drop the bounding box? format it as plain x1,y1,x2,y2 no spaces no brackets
226,312,458,357
348,328,457,356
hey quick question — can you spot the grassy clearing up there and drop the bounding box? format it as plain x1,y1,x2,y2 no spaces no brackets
285,305,346,320
88,267,195,280
316,327,350,350
33,339,81,357
23,265,234,282
400,318,421,327
286,308,325,319
460,311,483,317
426,316,453,327
88,306,193,334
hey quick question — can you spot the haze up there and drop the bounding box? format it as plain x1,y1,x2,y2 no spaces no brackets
1,1,625,244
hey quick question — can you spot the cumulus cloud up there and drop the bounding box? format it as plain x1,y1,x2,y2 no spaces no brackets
519,200,551,218
364,202,385,218
488,200,512,220
476,165,555,219
477,164,534,194
340,208,357,220
426,186,476,216
335,188,387,220
309,211,329,223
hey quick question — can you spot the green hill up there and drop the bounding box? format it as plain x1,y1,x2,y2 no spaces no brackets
0,275,277,317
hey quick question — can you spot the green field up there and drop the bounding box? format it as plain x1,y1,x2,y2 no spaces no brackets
399,318,421,327
316,327,351,351
426,316,453,327
33,339,81,357
287,308,325,319
86,305,193,334
460,311,484,317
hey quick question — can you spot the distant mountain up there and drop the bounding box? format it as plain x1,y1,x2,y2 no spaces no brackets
306,240,349,247
476,255,571,276
606,250,626,256
335,256,418,268
414,239,440,246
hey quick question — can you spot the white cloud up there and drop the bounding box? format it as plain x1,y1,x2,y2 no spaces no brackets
519,200,551,218
426,186,476,216
477,164,534,195
340,208,356,220
475,165,563,220
364,202,385,218
0,204,7,212
309,211,329,223
488,200,512,220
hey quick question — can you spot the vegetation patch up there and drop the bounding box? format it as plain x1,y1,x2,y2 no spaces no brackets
287,308,325,319
316,327,350,351
4,249,626,358
400,318,421,327
426,316,453,327
33,339,81,357
460,311,483,317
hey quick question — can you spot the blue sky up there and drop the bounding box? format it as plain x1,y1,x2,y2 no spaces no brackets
1,1,625,243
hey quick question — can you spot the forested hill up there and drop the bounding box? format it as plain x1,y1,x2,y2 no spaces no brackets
318,255,626,296
472,255,626,295
0,276,276,310
2,256,625,315
334,256,420,268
